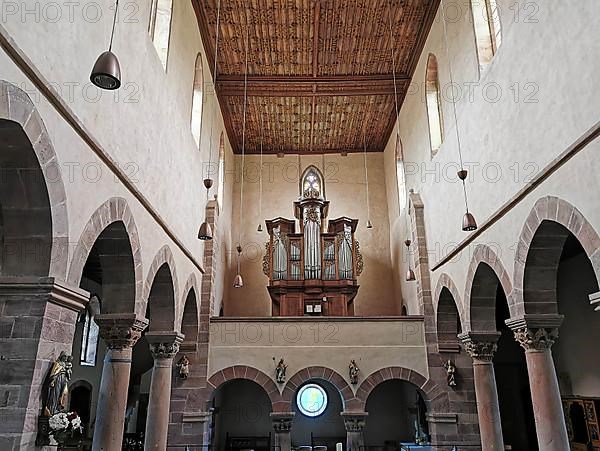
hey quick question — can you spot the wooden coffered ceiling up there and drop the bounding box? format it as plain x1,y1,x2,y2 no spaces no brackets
192,0,440,154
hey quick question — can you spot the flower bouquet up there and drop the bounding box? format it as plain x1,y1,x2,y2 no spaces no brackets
48,411,83,445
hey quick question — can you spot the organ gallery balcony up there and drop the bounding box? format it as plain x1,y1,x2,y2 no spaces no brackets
208,316,427,381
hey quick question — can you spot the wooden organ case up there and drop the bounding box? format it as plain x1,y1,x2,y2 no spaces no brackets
262,166,363,316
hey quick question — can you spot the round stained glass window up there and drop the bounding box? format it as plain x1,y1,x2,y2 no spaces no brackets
296,383,328,417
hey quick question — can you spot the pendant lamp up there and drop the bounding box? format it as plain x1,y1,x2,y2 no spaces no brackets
198,178,214,240
91,0,121,90
233,14,250,288
439,0,478,232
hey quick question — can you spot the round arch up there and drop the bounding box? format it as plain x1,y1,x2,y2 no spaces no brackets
0,80,69,279
179,273,200,341
283,366,355,411
434,274,464,351
433,273,465,323
464,244,512,331
513,196,600,315
356,367,446,412
180,281,199,345
143,245,179,332
207,365,283,411
67,197,143,313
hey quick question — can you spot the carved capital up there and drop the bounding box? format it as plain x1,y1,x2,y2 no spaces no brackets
512,327,558,351
506,315,563,352
270,412,294,432
458,332,500,362
341,412,368,432
96,313,148,350
146,331,184,359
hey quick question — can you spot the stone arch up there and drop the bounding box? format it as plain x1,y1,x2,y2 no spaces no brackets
513,196,600,315
207,365,282,411
433,273,464,323
0,80,69,280
283,366,355,411
434,274,464,351
179,273,200,344
356,367,447,412
67,197,143,312
464,244,512,331
143,245,179,332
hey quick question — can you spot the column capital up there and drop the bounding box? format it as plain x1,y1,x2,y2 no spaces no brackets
146,331,184,359
96,313,148,350
270,412,295,432
505,315,563,351
458,332,500,362
341,411,368,432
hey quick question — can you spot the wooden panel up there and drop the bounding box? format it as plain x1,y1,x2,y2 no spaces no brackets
192,0,440,154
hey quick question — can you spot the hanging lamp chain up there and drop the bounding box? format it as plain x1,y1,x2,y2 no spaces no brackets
362,124,371,223
238,13,250,247
108,0,120,51
259,112,264,221
439,0,471,212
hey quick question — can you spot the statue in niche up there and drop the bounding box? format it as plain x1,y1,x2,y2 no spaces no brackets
349,359,360,385
274,357,287,384
177,355,190,379
443,359,457,387
43,352,73,416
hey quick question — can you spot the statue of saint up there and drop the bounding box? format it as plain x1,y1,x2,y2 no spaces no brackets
177,355,190,379
274,358,287,384
349,359,360,385
43,352,73,416
443,359,457,387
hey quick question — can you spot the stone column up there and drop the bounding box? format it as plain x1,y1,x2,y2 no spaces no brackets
459,332,504,451
341,412,368,451
506,315,569,451
271,412,294,451
144,331,184,450
92,313,148,451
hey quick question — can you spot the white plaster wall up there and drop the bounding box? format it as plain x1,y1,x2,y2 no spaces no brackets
0,0,236,320
383,0,600,317
224,153,397,316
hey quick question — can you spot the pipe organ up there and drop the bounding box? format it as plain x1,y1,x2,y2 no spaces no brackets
262,166,362,316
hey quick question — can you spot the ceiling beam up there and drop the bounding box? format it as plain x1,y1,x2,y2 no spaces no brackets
216,75,410,97
216,74,411,84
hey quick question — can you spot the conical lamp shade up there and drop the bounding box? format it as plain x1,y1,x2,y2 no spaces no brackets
198,221,213,240
233,274,244,288
90,51,121,90
257,224,263,232
406,268,416,281
462,212,478,232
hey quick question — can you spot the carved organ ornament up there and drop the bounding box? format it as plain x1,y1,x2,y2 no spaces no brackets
264,166,362,316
